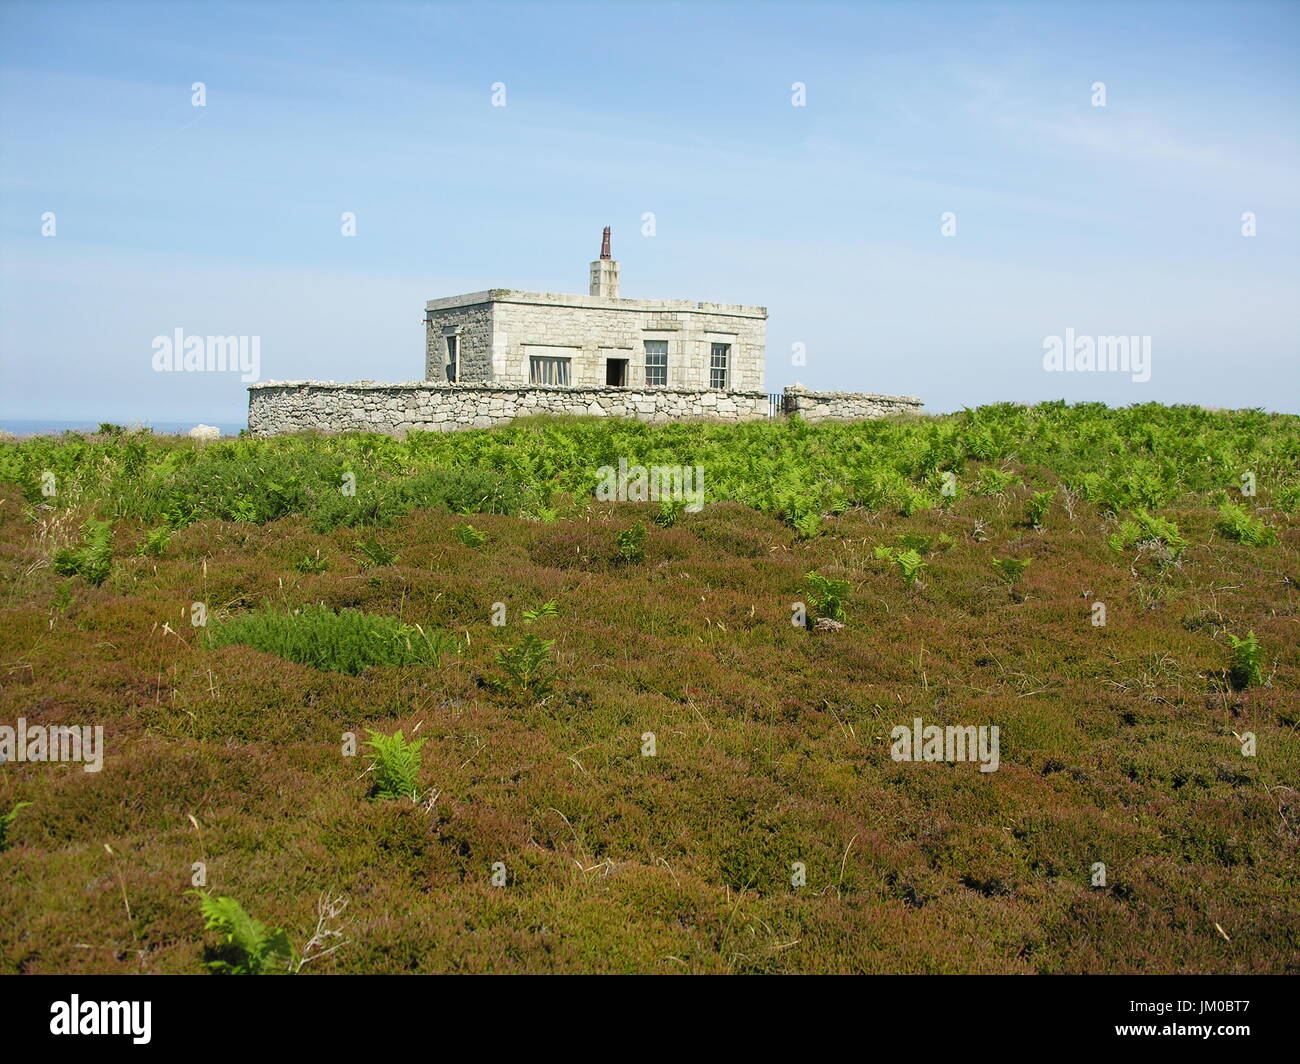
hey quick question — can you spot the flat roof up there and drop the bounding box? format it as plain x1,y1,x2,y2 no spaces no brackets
425,289,766,318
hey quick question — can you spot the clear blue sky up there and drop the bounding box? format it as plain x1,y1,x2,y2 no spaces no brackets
2,0,1297,423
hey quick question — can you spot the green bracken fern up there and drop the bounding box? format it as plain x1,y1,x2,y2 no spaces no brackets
355,537,398,568
493,633,555,697
616,521,647,564
805,571,850,622
522,600,558,623
52,519,113,585
1107,509,1187,561
653,499,685,528
136,526,171,557
1216,504,1277,546
1226,631,1264,691
455,523,487,548
874,546,927,586
992,557,1031,588
190,891,292,975
0,802,32,852
364,729,428,800
1025,490,1054,528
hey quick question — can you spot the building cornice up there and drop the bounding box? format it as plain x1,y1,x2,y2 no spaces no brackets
425,289,767,318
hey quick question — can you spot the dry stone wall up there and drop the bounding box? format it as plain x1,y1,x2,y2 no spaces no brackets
782,385,923,422
246,381,922,436
248,381,771,435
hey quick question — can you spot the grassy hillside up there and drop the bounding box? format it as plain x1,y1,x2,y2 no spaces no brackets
0,404,1297,973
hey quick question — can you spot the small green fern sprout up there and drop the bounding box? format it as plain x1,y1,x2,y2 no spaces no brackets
454,523,487,548
893,548,927,585
616,521,647,564
973,467,1021,497
899,489,934,517
363,729,428,801
137,526,171,557
189,891,293,975
1226,631,1264,691
992,557,1031,588
653,498,685,528
525,505,559,524
52,519,113,585
522,600,558,623
793,511,823,539
493,633,556,696
1107,509,1186,562
1216,504,1277,546
1025,490,1054,529
0,801,32,852
294,550,329,573
49,580,74,623
355,538,397,568
805,571,850,623
874,546,926,586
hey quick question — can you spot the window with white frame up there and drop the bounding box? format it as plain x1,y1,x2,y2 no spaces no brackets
644,340,668,386
445,335,459,382
529,355,571,386
709,343,730,389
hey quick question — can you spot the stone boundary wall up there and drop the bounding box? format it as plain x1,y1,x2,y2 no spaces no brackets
247,381,923,436
247,381,770,436
783,385,923,423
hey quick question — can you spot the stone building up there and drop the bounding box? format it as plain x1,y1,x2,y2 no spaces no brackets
424,228,766,392
246,228,924,436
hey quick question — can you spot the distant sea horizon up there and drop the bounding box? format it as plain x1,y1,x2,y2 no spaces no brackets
0,418,247,438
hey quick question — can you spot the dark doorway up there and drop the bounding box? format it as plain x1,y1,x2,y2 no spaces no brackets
606,358,628,387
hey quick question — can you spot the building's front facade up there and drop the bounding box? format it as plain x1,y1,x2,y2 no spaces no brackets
424,231,767,393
